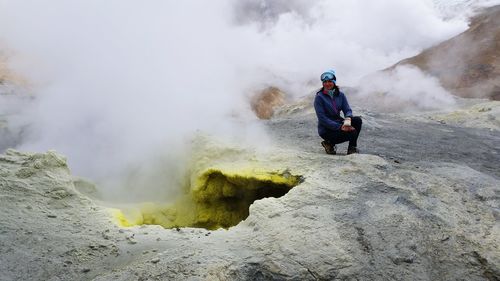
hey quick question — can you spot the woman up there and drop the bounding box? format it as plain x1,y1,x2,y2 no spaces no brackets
313,70,362,155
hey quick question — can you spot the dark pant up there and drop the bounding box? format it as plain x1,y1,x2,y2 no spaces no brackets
321,116,362,147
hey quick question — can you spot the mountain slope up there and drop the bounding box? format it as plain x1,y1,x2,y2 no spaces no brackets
393,5,500,100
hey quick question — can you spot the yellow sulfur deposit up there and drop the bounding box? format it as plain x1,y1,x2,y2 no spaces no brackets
112,168,301,230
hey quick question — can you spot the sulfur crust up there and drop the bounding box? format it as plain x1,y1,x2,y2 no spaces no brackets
112,168,301,230
430,101,500,130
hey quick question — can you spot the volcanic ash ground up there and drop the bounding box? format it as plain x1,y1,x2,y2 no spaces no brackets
1,98,499,281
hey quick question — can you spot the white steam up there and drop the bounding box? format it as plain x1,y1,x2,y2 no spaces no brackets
432,0,500,18
356,65,456,111
0,0,482,201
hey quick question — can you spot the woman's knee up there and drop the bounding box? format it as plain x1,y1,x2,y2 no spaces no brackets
351,116,362,126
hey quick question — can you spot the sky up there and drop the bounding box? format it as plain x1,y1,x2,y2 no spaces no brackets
0,0,496,201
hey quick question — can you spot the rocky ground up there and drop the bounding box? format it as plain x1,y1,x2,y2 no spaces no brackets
2,3,499,280
1,95,499,280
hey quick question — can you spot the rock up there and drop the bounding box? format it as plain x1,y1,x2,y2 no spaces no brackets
1,57,499,281
101,230,112,240
250,86,287,119
427,100,500,130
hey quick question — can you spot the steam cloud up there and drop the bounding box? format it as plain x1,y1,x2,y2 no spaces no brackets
0,0,484,201
356,65,456,111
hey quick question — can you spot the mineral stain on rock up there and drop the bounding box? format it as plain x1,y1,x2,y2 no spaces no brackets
113,168,302,230
250,86,286,119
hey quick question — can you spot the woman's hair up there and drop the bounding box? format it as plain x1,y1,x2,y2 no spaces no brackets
333,85,340,95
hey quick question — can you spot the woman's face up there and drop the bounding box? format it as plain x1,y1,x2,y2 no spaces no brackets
323,80,335,90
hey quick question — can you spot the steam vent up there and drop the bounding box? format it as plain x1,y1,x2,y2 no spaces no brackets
113,168,302,230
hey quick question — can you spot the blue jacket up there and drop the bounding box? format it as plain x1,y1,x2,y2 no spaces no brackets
314,89,353,136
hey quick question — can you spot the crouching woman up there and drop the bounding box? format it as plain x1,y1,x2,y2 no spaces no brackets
313,70,362,155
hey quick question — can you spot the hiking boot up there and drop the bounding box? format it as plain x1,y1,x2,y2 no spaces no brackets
321,141,336,155
347,146,359,155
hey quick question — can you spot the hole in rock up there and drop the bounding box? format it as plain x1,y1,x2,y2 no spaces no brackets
113,169,302,230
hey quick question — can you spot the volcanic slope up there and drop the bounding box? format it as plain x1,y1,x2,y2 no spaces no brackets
392,5,500,100
1,96,499,281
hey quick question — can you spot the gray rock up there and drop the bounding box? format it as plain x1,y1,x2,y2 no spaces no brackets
0,98,499,281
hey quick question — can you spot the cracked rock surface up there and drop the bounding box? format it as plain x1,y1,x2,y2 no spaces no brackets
1,97,499,280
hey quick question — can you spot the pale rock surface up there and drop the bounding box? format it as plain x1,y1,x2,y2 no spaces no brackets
424,100,500,130
1,96,499,280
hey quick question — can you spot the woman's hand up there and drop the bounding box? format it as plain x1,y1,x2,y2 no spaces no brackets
341,125,356,132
